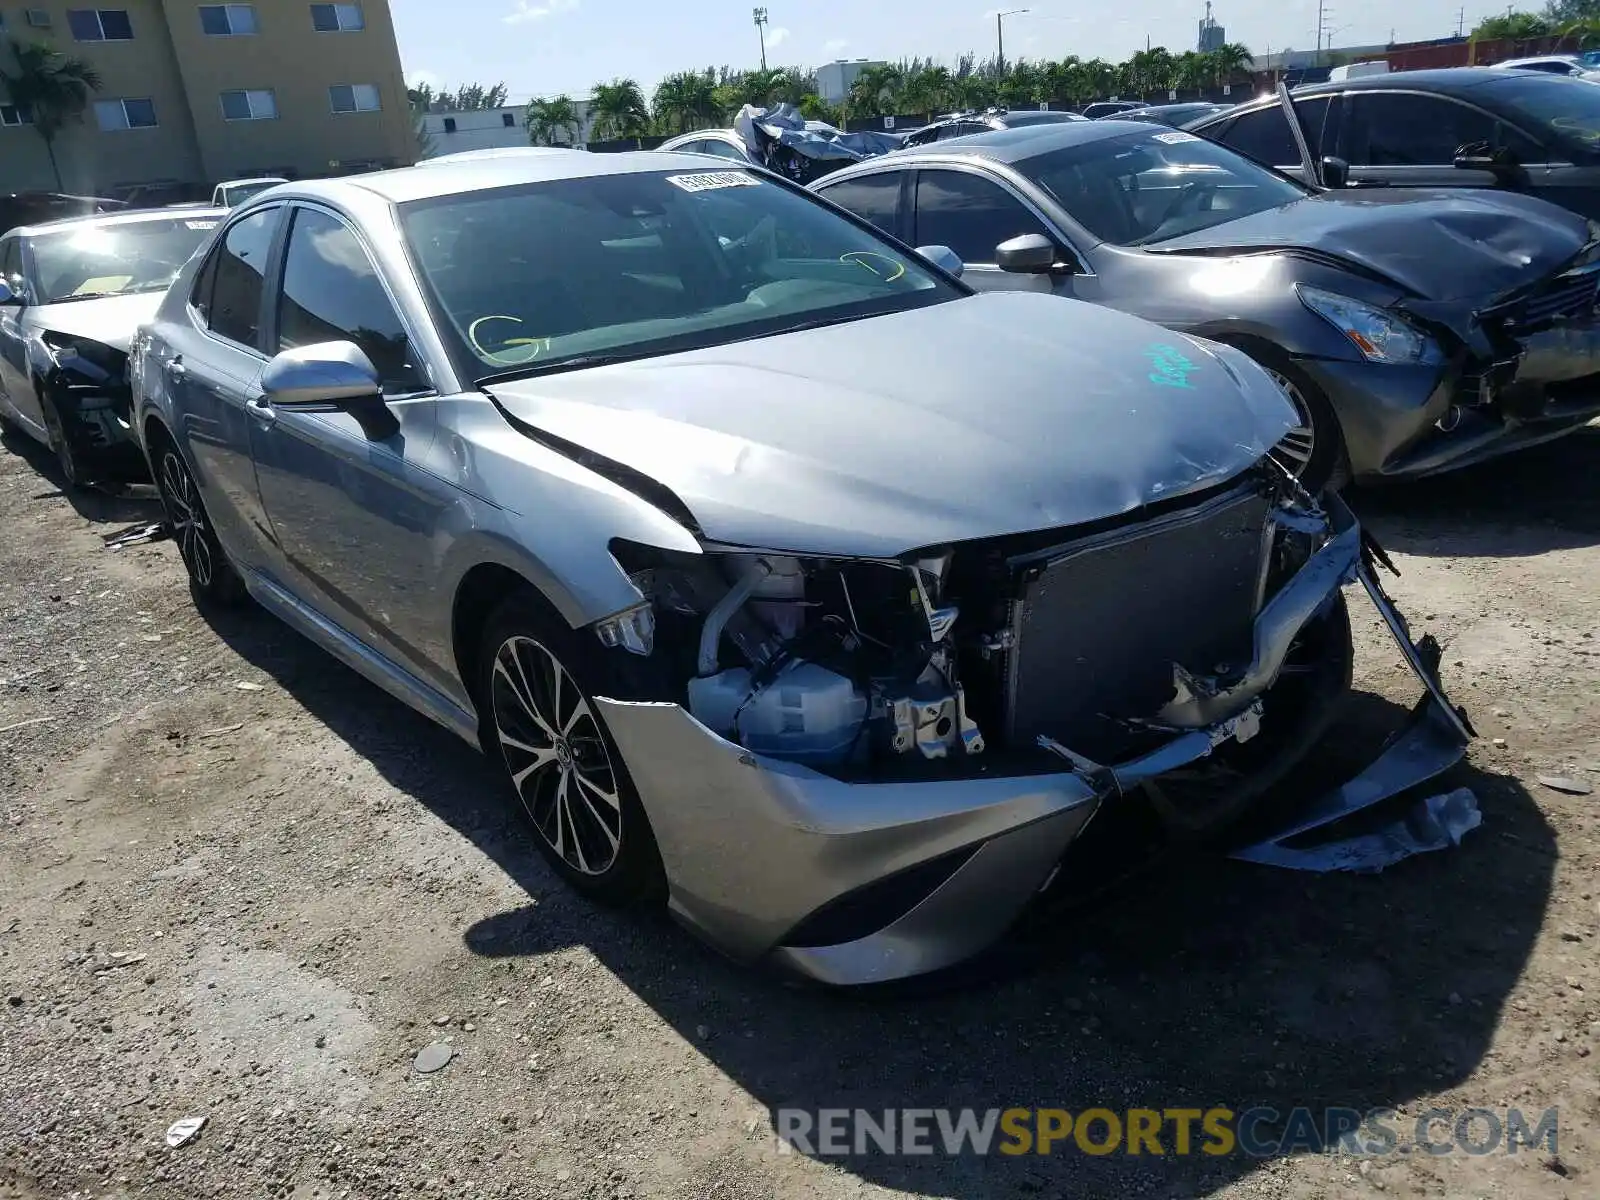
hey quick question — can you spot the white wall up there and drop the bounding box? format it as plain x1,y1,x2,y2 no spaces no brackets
419,101,595,157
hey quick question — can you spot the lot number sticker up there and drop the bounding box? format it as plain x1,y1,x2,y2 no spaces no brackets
667,172,762,193
1152,130,1199,144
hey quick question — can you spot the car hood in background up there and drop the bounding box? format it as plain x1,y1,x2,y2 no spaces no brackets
32,292,165,353
487,292,1297,557
1149,189,1591,302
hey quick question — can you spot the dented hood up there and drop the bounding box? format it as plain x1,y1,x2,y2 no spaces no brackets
32,292,162,354
1151,189,1591,302
486,291,1296,557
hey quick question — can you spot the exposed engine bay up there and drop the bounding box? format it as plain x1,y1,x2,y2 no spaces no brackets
610,458,1342,785
37,331,135,458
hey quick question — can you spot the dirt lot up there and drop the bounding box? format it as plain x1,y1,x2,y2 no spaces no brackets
2,423,1598,1200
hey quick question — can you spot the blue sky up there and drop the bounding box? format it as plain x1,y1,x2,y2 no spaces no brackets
393,0,1495,103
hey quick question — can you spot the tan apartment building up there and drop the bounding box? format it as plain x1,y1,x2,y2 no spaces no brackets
0,0,413,196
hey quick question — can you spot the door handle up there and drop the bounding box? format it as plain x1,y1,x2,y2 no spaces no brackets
247,395,275,423
166,356,186,382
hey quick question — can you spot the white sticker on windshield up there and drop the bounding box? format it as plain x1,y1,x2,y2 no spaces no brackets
184,220,219,230
1153,130,1199,144
666,171,761,193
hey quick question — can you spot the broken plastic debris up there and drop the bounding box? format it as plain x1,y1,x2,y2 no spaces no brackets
1536,774,1593,796
165,1115,206,1147
234,681,264,691
1232,787,1482,874
413,1041,453,1074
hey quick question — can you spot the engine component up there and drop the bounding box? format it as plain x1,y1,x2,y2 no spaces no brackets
874,670,984,760
688,661,867,766
697,558,773,676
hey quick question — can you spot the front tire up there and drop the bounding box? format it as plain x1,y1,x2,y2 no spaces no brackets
478,592,665,906
38,389,90,491
1235,346,1350,494
150,436,247,607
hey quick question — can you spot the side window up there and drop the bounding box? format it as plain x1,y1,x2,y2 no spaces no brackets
190,243,220,321
1216,98,1331,166
1344,92,1537,165
700,139,750,162
671,139,706,154
938,121,987,141
914,169,1052,264
208,206,278,346
276,206,423,393
820,172,903,236
0,237,21,288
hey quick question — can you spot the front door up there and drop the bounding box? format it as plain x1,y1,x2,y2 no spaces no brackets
0,235,41,433
1337,90,1543,192
911,167,1075,296
248,203,454,691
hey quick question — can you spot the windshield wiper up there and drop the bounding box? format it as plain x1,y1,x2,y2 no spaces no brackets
475,349,664,387
46,291,123,304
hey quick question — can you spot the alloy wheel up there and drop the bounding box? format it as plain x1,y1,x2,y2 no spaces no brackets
490,635,624,876
1267,369,1317,478
40,397,82,486
158,449,214,589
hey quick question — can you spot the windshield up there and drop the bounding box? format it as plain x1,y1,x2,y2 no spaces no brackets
1018,128,1309,246
1487,73,1600,156
401,168,959,381
30,215,220,303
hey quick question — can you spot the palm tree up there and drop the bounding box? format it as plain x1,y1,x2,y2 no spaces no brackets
1209,42,1255,86
0,39,101,190
525,94,580,145
651,70,720,134
846,63,903,117
588,78,650,141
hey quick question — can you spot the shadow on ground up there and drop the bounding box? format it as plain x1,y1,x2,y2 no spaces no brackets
0,427,161,526
1351,423,1600,559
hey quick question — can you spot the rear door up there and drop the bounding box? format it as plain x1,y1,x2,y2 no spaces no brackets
1337,89,1544,191
163,204,286,569
815,170,909,241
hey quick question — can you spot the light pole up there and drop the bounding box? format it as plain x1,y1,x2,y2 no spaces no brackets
996,8,1028,77
753,7,769,71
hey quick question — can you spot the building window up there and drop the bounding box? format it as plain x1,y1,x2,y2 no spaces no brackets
328,83,380,114
199,4,259,35
0,103,34,126
442,116,456,133
501,111,515,127
220,89,278,121
24,10,52,28
95,98,158,130
310,3,363,31
68,8,134,40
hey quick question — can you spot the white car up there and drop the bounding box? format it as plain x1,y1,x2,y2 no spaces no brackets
210,177,290,208
1494,55,1600,81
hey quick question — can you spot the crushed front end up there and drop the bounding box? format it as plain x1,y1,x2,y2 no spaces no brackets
1340,245,1600,480
596,463,1472,986
35,329,145,480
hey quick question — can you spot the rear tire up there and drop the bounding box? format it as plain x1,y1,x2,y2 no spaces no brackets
149,431,247,608
477,590,666,907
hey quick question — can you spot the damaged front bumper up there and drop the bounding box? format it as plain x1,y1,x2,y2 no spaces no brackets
1310,310,1600,483
596,498,1473,986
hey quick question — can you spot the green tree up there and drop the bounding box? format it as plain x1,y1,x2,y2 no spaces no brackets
588,78,650,140
409,81,510,113
1473,11,1554,38
525,94,580,145
846,63,904,117
0,39,101,190
651,69,721,134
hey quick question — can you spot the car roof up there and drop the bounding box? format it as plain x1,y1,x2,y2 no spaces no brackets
12,205,230,238
218,176,289,186
876,119,1148,164
288,150,729,206
1242,66,1578,101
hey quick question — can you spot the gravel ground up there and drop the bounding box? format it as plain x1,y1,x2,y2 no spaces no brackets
2,422,1598,1200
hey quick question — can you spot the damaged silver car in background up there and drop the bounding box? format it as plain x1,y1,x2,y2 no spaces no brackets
0,207,225,486
131,155,1473,986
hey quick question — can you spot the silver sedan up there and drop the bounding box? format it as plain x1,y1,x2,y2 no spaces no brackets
129,149,1472,985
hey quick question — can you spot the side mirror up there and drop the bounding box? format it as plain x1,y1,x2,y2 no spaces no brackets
0,279,22,306
261,341,381,409
1319,155,1350,189
995,232,1062,274
914,244,964,278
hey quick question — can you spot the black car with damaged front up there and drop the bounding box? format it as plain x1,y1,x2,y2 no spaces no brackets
0,208,226,486
811,121,1600,488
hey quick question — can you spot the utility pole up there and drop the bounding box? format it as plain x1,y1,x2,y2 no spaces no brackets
996,8,1028,76
1455,7,1465,37
753,7,768,71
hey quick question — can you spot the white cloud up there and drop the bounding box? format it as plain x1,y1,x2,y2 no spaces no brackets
406,68,443,91
765,25,790,48
503,0,577,25
823,38,849,55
